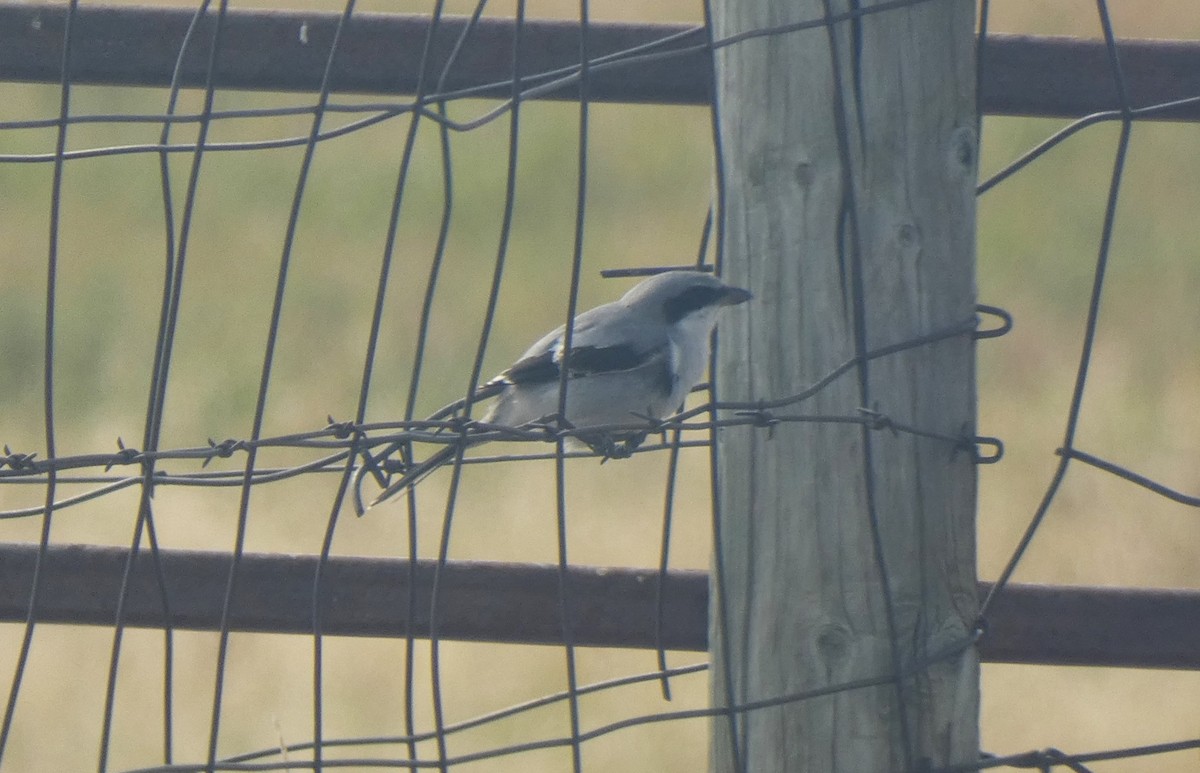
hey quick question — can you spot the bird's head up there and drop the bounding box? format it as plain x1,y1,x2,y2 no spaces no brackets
620,270,753,326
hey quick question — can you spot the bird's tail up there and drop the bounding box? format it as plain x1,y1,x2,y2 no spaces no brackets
362,444,462,512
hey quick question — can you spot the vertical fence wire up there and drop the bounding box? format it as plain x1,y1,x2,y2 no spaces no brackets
0,0,77,762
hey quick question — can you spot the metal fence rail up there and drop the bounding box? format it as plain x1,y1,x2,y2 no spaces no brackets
1,543,1198,670
1,4,1200,119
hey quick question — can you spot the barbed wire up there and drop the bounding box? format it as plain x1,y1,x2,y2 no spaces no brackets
0,304,1006,520
0,0,1197,770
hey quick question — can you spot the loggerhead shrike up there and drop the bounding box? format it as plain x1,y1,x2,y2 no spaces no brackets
362,270,752,510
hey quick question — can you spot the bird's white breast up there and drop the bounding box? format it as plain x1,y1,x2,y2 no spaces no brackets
666,305,722,409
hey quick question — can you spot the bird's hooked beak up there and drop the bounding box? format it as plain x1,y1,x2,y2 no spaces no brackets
720,285,753,306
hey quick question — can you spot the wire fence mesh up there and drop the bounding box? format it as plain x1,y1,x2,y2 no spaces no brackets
0,0,1198,770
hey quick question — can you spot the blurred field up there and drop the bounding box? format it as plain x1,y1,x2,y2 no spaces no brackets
1,0,1199,771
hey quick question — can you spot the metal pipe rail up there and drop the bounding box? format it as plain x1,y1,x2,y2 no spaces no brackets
1,4,1199,119
1,542,1197,670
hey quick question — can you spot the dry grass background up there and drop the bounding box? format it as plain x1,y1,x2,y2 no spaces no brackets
1,0,1199,770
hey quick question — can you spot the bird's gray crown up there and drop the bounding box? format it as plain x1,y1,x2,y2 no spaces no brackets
618,270,751,324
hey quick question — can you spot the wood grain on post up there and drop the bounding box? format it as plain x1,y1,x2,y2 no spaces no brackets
710,1,979,771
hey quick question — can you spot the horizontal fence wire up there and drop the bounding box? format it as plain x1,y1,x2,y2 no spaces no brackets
0,0,1198,771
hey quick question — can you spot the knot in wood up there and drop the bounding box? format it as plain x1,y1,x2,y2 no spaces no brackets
948,125,977,173
747,156,768,188
897,222,921,255
792,159,814,188
815,621,852,670
747,151,813,190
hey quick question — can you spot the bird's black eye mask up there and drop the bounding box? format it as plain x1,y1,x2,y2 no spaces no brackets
662,285,728,323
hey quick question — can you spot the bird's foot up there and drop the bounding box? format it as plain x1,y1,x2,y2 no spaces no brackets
588,432,646,463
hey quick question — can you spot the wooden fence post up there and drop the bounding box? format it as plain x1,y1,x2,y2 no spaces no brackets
710,1,980,770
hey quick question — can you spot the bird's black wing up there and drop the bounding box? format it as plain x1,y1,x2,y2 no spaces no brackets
503,342,666,384
489,300,673,395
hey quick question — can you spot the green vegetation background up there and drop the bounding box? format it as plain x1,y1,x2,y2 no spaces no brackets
0,0,1198,770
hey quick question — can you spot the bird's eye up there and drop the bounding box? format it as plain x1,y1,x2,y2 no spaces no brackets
662,285,725,323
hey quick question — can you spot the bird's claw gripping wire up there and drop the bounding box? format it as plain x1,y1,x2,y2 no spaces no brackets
589,432,648,463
